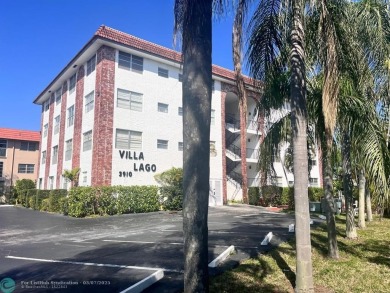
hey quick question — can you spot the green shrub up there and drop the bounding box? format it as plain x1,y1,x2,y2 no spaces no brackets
48,189,68,213
28,195,35,209
67,187,97,217
261,186,283,206
59,197,68,215
116,186,159,214
95,186,117,216
41,198,50,211
35,190,50,210
154,167,183,211
248,187,260,205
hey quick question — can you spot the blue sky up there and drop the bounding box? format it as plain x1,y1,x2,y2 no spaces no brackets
0,0,239,132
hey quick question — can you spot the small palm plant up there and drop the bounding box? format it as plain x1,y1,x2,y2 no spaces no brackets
62,167,80,187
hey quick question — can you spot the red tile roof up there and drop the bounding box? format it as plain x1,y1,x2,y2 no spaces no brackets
95,25,256,86
0,128,40,142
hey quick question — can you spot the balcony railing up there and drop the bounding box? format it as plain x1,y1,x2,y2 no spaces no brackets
226,114,260,133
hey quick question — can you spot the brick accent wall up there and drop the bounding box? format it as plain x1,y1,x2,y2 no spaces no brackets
72,66,85,174
44,94,54,189
91,45,115,186
56,82,67,188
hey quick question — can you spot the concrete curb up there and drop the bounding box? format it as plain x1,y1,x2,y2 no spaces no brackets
119,269,164,293
208,245,235,268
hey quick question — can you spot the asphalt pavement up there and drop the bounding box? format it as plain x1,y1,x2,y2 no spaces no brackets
0,204,296,292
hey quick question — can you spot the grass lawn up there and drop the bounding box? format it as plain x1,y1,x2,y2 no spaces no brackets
210,215,390,293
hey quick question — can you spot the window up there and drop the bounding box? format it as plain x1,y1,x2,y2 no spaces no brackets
178,142,183,151
44,100,50,111
158,103,168,113
54,115,60,134
67,105,75,127
309,178,318,187
52,145,58,164
65,139,72,161
115,129,142,150
117,89,143,111
85,91,94,113
0,140,7,157
210,141,216,156
212,80,215,92
0,181,4,194
41,151,46,164
43,124,48,137
0,162,3,177
49,176,54,190
38,178,42,189
55,88,62,105
118,51,143,73
157,139,168,149
69,73,76,94
18,164,34,174
83,130,93,151
158,67,169,78
82,171,88,184
63,178,69,190
310,159,317,166
178,73,183,82
211,109,215,125
271,176,283,187
178,107,183,116
87,55,96,75
20,142,37,151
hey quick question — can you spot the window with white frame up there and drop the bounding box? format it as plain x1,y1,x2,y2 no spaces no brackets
69,73,76,94
0,140,6,157
52,145,58,164
178,107,183,116
309,177,318,186
54,115,60,134
38,178,42,189
117,89,143,111
63,178,69,190
49,176,54,190
44,100,50,111
87,55,96,75
178,142,183,151
43,124,48,137
82,171,88,184
211,109,215,125
157,139,168,149
55,88,62,105
18,164,34,174
158,103,168,113
83,130,93,151
85,91,94,113
115,129,142,150
20,141,37,151
310,159,317,166
158,67,169,78
41,151,46,164
67,105,75,127
118,51,143,73
65,139,72,161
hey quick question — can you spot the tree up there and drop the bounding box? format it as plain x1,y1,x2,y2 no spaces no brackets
15,179,35,194
62,167,80,187
358,169,366,228
247,0,314,290
174,0,213,291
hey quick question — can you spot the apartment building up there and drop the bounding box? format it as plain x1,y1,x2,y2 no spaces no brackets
33,25,321,205
0,128,40,195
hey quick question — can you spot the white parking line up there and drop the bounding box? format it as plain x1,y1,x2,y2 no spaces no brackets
103,240,182,245
5,256,182,273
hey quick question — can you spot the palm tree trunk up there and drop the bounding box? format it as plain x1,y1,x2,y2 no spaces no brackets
290,1,314,291
179,1,212,291
342,129,357,239
365,180,373,222
322,134,339,259
358,169,366,229
233,0,248,204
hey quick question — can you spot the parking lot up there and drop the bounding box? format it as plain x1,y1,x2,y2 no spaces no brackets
0,205,295,292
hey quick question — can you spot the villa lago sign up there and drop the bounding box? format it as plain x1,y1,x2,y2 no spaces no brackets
118,150,157,178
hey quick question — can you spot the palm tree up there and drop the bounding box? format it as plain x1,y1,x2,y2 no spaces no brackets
62,167,80,187
174,0,213,291
233,0,250,204
247,0,315,291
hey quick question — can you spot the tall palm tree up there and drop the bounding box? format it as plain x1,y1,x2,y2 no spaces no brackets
248,0,315,291
174,0,213,291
